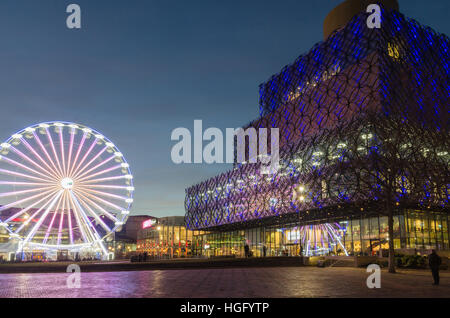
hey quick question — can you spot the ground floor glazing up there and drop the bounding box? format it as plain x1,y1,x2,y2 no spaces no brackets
191,209,449,257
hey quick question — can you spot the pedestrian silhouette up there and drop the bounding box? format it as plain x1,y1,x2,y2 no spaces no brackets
428,249,442,285
244,244,249,258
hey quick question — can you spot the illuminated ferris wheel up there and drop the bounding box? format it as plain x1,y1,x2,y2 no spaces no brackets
0,122,133,259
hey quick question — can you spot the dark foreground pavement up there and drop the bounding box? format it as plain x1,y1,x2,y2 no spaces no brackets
0,267,448,298
0,257,303,274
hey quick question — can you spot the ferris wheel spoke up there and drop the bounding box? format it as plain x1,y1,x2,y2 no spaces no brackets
73,155,116,181
66,129,75,178
76,187,130,202
77,175,131,184
20,137,62,180
32,131,62,178
22,190,63,244
0,181,51,187
14,190,61,234
3,190,61,223
69,137,98,178
77,164,122,183
0,188,58,214
59,127,66,176
45,128,64,176
69,132,87,178
67,196,87,244
0,185,58,198
10,145,59,180
68,190,93,244
74,188,123,212
0,168,54,184
71,146,107,180
73,192,112,233
42,193,65,244
76,184,133,190
66,192,74,245
56,192,67,245
0,155,56,182
72,190,118,222
70,191,108,254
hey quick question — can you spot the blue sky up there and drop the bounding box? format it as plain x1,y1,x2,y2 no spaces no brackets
0,0,448,217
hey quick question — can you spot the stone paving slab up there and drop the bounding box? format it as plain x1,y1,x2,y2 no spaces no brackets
0,267,448,298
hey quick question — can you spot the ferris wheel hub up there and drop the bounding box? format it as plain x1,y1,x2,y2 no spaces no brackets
61,177,74,189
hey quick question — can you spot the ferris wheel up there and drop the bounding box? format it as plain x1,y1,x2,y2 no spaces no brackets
0,122,133,259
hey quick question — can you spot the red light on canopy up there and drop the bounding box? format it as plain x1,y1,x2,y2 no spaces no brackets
142,218,156,229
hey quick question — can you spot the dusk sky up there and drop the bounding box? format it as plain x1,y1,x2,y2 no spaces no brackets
0,0,448,218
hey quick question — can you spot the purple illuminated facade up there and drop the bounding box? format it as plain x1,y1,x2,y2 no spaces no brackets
184,5,449,258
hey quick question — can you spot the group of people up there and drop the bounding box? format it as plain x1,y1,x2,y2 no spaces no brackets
131,252,149,262
243,244,304,258
243,244,268,258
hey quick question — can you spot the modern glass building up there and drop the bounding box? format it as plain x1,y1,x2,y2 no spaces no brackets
185,1,449,258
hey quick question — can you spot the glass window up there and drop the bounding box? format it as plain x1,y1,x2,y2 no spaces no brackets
422,214,431,248
441,215,449,249
361,218,370,255
352,219,361,255
370,217,379,240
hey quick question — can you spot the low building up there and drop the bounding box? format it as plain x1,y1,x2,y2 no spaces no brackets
137,216,197,259
110,215,152,259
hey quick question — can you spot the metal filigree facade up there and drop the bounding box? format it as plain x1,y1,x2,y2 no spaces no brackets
185,7,449,232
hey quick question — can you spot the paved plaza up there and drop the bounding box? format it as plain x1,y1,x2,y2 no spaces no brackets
0,266,448,298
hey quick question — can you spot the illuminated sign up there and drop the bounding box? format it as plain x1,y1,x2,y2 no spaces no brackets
142,218,157,229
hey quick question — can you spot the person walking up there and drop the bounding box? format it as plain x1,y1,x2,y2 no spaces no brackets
244,244,249,258
428,250,442,285
263,245,267,257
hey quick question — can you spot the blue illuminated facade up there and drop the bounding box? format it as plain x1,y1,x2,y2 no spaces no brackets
185,7,449,257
